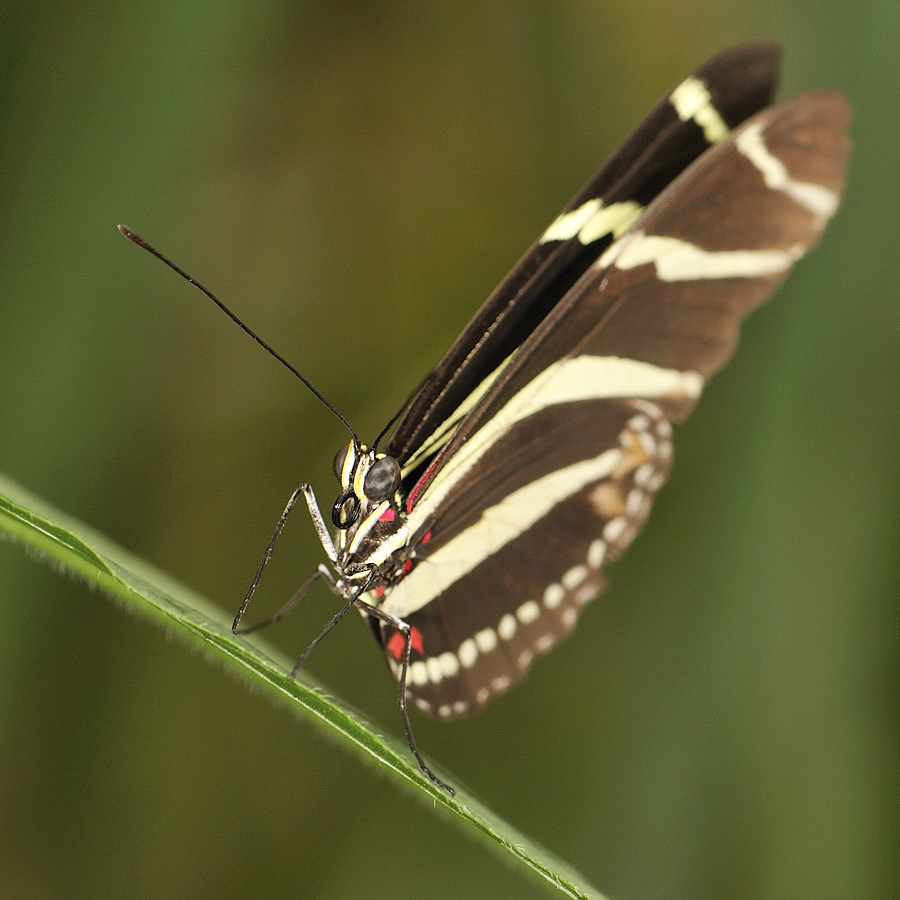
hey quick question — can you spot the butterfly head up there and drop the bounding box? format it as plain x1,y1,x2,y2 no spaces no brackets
331,440,402,531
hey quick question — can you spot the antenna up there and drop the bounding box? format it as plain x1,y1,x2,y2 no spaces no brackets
118,225,358,441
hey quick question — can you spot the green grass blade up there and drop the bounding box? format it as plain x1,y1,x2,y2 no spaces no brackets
0,473,606,899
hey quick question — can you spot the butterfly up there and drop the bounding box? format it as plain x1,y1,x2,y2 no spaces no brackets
122,42,850,794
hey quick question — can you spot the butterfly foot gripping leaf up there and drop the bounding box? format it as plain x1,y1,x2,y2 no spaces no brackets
123,42,850,794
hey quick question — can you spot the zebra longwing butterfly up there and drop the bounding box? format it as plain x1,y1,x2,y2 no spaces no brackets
122,42,850,794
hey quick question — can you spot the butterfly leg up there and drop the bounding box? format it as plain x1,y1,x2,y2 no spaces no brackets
233,565,335,636
354,597,456,796
287,585,360,679
232,483,339,634
274,570,456,795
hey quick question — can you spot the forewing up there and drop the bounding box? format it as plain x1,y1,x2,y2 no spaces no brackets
384,43,781,466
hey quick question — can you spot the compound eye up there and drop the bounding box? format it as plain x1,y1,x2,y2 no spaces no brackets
332,488,360,529
333,443,351,481
363,456,401,502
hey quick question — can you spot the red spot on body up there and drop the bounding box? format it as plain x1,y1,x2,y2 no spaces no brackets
421,530,433,544
386,625,425,660
373,585,385,599
379,508,395,521
402,558,413,574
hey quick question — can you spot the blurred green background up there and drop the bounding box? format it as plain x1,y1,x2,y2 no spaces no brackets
1,2,896,898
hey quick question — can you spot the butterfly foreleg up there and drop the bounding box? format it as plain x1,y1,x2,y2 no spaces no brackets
232,483,338,634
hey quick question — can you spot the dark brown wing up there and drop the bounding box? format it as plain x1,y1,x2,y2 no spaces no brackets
383,43,782,467
377,91,850,718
